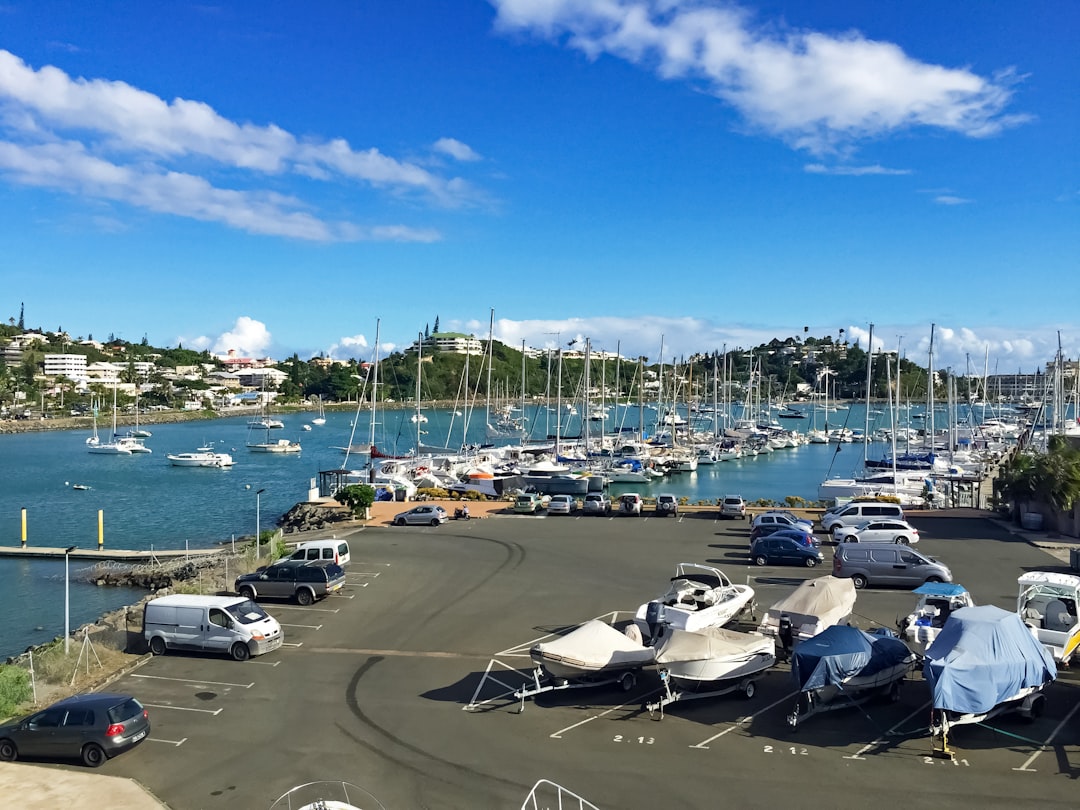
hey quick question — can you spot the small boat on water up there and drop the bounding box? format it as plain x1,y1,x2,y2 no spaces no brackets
167,447,235,468
925,605,1055,757
787,625,915,728
634,563,755,642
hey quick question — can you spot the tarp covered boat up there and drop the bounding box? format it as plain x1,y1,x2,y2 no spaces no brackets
655,627,775,692
529,619,656,681
758,575,856,656
924,604,1055,716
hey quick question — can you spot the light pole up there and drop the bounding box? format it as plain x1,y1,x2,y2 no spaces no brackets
64,545,77,654
255,488,266,560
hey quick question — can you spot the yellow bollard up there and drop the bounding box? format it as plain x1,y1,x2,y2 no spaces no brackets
98,509,104,550
21,507,27,548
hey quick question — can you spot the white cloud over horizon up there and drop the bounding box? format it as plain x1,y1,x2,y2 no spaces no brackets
491,0,1030,155
0,49,474,240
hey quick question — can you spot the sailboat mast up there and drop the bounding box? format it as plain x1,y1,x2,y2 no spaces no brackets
864,323,874,464
368,318,380,450
927,323,935,454
485,308,495,435
415,332,423,452
556,348,563,456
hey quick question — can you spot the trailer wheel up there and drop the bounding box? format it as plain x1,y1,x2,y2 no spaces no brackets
742,680,756,700
620,672,636,692
1025,694,1046,722
887,680,902,703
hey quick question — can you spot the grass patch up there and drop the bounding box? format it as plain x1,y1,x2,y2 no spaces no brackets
0,665,32,719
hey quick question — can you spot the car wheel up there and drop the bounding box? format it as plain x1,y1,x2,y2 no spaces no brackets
805,557,818,568
0,739,17,762
754,555,768,566
231,642,251,662
852,574,868,590
149,636,167,656
82,742,107,768
925,576,944,584
395,517,406,526
430,518,440,526
894,536,909,544
296,588,315,606
239,585,256,601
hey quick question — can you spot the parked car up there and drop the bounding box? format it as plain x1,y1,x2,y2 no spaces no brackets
394,504,449,525
514,493,543,514
234,559,346,605
833,542,951,589
835,519,921,545
619,493,643,516
582,493,612,516
0,693,150,767
821,501,905,533
144,594,283,661
547,494,576,515
749,522,820,544
719,495,746,519
288,538,351,566
749,536,825,568
750,511,814,533
759,527,821,549
655,494,679,517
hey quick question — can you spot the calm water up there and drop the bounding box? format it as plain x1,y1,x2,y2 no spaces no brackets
0,399,1020,657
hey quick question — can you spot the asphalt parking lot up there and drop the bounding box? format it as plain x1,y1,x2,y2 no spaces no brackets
72,513,1080,808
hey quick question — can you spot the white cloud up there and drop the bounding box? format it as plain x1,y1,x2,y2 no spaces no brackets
0,49,475,236
327,334,370,361
433,137,482,162
491,0,1029,154
210,316,273,356
804,163,912,176
934,195,973,205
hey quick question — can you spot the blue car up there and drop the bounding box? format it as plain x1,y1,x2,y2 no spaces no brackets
750,535,825,568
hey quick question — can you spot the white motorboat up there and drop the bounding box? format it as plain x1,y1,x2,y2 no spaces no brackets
654,626,775,691
897,582,975,655
167,448,235,468
757,575,857,658
269,781,385,810
925,605,1056,757
528,619,656,683
247,437,302,453
787,625,916,728
635,563,755,641
1017,571,1080,664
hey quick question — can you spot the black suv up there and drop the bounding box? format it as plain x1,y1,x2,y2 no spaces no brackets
235,559,345,605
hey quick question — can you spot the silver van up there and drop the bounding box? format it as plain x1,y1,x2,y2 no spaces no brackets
144,594,284,661
288,538,351,566
821,502,904,533
832,542,951,590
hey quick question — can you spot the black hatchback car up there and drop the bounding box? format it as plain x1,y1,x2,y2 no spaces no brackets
749,535,825,568
0,692,150,767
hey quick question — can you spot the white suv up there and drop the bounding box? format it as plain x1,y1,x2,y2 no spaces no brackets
582,493,612,516
720,495,746,519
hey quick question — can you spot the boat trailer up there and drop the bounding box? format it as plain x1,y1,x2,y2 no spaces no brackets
787,675,907,730
645,668,760,720
512,666,639,713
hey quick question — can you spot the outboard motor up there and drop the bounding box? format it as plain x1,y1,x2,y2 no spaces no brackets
645,601,666,645
778,614,794,662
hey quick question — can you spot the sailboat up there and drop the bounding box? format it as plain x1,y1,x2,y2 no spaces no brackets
247,392,300,453
88,387,148,455
311,396,326,426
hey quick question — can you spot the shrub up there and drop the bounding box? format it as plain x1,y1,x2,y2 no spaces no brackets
0,665,32,719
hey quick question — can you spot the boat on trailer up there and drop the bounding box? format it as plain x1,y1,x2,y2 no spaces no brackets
897,582,975,656
1017,571,1080,665
757,575,857,660
634,562,755,643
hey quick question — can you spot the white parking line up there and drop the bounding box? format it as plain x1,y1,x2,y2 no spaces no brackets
131,674,254,689
352,561,391,566
246,659,280,666
144,703,223,716
1013,699,1080,772
691,690,799,748
281,641,304,648
334,592,357,599
550,694,651,738
843,701,931,760
348,572,381,578
147,737,187,747
271,605,340,613
279,623,323,630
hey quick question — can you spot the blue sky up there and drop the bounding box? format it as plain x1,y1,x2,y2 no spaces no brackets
1,1,1076,373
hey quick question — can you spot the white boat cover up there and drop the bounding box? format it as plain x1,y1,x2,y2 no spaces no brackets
656,626,774,665
531,620,656,675
759,575,857,636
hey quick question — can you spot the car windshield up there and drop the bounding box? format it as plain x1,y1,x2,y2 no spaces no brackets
227,599,270,625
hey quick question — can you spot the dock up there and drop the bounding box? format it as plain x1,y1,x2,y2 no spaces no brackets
0,545,225,562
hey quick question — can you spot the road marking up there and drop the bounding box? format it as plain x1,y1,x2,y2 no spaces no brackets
247,659,281,666
843,701,930,759
279,623,323,630
1013,699,1080,772
307,647,483,658
281,641,304,648
147,737,187,747
334,592,357,599
270,605,340,613
131,674,254,689
550,695,650,739
348,571,381,578
691,690,799,748
144,703,223,716
352,561,391,566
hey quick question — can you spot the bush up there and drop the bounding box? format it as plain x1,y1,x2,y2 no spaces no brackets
335,484,376,516
0,665,32,719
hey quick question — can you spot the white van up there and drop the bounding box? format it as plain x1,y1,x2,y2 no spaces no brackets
821,502,904,533
144,594,284,661
288,538,351,566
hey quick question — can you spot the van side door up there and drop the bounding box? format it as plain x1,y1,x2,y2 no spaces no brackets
172,607,204,649
203,607,239,652
869,547,903,586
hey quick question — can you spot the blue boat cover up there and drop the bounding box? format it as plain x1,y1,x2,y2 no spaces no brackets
792,625,912,692
924,605,1055,714
912,582,969,598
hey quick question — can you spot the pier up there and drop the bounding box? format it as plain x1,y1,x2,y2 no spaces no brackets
0,545,225,562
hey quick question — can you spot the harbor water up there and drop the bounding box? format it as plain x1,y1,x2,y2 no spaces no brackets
0,400,1002,658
